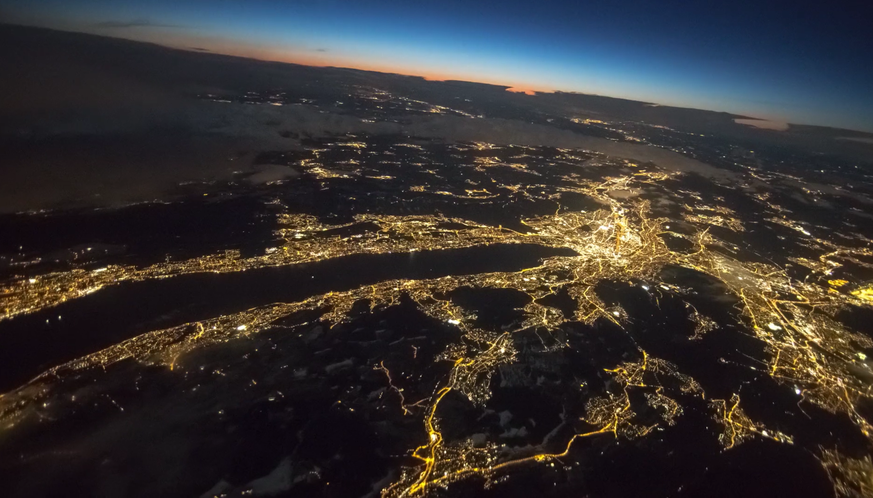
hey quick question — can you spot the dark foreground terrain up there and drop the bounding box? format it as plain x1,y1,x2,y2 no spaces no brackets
2,24,873,498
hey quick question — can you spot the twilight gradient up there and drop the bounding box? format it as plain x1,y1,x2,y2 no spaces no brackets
2,0,872,131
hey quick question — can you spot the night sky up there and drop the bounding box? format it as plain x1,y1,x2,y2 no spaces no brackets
3,0,872,131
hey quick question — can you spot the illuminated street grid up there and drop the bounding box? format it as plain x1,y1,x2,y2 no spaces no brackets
2,141,873,497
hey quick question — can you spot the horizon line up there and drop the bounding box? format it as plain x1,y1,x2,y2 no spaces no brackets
4,21,873,134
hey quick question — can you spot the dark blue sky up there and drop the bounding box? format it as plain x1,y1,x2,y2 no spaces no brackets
3,0,872,131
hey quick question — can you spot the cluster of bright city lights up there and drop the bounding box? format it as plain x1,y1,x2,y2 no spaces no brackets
2,144,873,497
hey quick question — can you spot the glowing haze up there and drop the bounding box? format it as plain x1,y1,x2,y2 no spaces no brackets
3,0,872,131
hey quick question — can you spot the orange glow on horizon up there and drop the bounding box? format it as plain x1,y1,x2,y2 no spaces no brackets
146,32,552,97
505,87,537,96
93,27,788,128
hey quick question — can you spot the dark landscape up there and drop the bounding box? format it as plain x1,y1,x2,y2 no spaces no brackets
2,20,873,498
